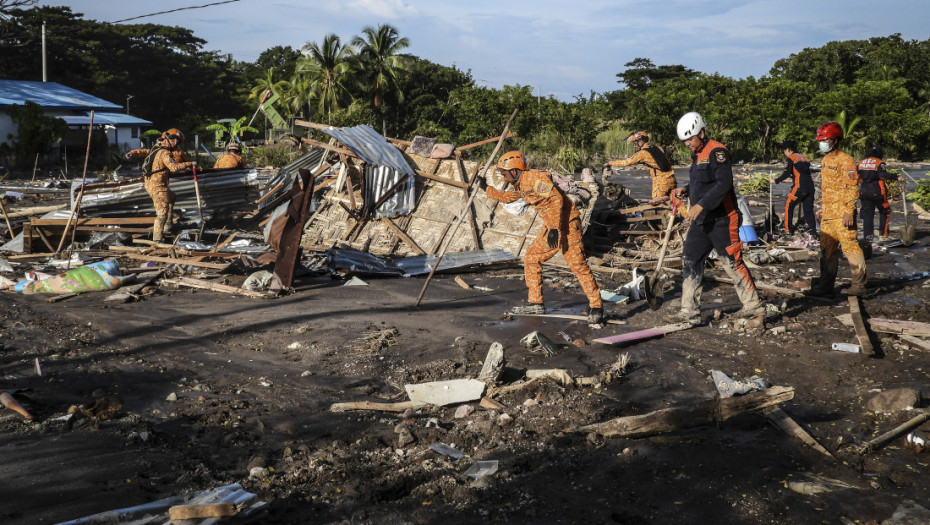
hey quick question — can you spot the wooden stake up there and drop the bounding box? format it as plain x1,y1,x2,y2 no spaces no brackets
0,391,33,420
848,295,875,356
415,108,518,306
56,110,94,256
329,400,414,413
763,407,835,460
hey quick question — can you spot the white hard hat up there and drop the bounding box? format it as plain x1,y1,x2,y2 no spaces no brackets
677,111,707,140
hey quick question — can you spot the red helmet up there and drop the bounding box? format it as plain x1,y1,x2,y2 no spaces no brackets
628,131,648,143
497,151,526,171
162,128,185,143
815,121,843,141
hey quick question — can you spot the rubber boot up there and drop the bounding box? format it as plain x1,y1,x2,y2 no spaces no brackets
806,252,838,297
845,252,868,296
859,235,873,260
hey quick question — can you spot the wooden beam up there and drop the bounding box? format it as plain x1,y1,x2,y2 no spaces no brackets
164,276,268,298
30,217,155,226
330,400,415,413
592,322,696,346
575,386,795,438
300,136,355,157
457,132,517,151
848,295,875,356
763,407,835,460
122,253,228,270
898,334,930,353
867,318,930,338
381,217,425,255
414,169,468,189
457,156,482,250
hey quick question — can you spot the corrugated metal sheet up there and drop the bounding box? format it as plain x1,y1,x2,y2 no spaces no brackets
320,124,414,177
319,125,415,219
365,164,415,218
0,80,121,110
77,168,264,221
395,249,519,276
257,148,328,212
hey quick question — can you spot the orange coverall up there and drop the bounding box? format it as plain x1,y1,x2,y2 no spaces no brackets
608,142,677,199
213,152,245,169
146,147,194,241
816,148,865,291
487,169,602,309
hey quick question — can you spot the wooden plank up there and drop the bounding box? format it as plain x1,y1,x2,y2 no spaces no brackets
46,293,78,303
898,334,930,353
30,217,155,226
867,318,930,338
122,253,228,270
168,503,236,520
414,169,468,189
380,218,425,255
592,322,696,345
763,407,835,460
457,156,482,250
847,296,875,356
858,410,930,454
456,132,517,151
330,400,414,413
300,136,355,157
575,386,795,438
163,276,267,298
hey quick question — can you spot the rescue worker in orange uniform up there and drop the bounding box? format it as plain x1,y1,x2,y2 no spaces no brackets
605,131,677,203
671,112,764,325
857,145,902,241
479,151,604,325
806,121,867,297
771,140,816,234
147,129,195,242
213,141,246,169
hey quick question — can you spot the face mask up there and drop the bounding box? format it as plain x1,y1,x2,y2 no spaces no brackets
819,141,832,154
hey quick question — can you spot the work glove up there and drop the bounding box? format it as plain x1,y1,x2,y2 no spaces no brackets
546,228,559,249
476,175,487,191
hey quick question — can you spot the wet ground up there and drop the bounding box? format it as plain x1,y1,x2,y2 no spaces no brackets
1,168,930,524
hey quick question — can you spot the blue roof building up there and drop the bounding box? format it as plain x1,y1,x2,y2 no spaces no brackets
0,80,153,153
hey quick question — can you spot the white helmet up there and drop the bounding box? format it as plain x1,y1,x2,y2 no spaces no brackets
677,111,707,140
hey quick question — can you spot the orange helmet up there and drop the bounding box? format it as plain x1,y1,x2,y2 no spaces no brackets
162,128,185,143
815,121,843,141
497,151,526,171
628,131,648,143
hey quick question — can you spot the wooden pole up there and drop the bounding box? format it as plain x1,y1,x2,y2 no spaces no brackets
414,108,518,306
56,110,94,256
0,197,14,238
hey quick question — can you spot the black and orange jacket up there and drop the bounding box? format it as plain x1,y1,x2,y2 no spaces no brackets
775,152,815,192
857,157,895,198
685,139,738,224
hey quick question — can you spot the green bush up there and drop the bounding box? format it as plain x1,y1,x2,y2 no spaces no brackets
247,144,302,168
737,172,772,196
906,176,930,210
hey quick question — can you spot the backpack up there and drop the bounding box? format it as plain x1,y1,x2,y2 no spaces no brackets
142,145,164,177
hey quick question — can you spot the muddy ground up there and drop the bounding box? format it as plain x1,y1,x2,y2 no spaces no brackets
2,169,930,525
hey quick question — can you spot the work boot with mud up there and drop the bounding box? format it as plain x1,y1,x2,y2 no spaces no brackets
511,303,544,315
587,307,605,326
734,304,766,319
667,309,701,327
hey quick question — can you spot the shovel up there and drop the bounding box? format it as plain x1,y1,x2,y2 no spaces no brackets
899,189,916,246
644,210,678,310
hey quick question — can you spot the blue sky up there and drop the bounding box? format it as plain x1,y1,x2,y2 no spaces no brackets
42,0,930,100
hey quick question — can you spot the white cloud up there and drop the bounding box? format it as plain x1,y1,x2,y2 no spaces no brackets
345,0,418,19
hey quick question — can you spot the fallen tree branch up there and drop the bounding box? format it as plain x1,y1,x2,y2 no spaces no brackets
574,386,794,438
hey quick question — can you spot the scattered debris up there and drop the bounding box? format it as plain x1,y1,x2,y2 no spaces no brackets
405,378,486,407
520,331,566,356
429,442,465,459
831,342,861,353
463,460,499,479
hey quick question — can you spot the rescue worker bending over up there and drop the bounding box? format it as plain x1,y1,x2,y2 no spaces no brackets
806,121,867,297
606,131,677,203
857,145,902,241
479,151,604,325
671,112,764,326
147,128,195,242
213,141,246,169
771,140,816,235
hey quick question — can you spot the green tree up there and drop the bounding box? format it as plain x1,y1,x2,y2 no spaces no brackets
351,24,412,110
296,33,356,122
0,101,69,168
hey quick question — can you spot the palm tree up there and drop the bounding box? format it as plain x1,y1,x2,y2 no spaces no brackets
351,24,412,110
249,67,292,131
297,34,355,123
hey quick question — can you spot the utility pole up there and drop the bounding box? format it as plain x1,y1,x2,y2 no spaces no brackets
126,95,134,115
41,21,47,82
